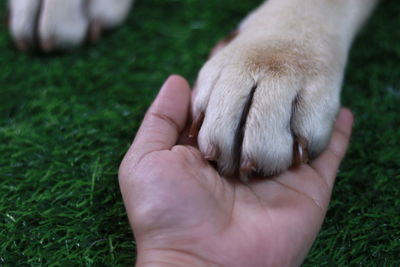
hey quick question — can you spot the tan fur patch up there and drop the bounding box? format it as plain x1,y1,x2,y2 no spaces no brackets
245,42,324,79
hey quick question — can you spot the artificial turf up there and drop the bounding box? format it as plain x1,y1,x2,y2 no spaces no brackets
0,0,399,265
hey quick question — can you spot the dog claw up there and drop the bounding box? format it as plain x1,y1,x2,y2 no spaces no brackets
189,112,205,138
89,20,102,43
204,144,219,161
41,39,55,52
240,159,257,173
292,136,309,166
15,38,29,51
239,159,257,182
210,30,239,57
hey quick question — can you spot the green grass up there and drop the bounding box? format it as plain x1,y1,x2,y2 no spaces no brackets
0,0,399,265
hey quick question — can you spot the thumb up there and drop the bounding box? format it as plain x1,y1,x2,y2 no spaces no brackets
120,75,191,172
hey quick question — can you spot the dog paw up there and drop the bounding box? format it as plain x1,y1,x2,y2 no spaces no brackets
191,37,343,178
8,0,133,51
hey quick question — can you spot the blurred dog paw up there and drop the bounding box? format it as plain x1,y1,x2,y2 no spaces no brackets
8,0,133,51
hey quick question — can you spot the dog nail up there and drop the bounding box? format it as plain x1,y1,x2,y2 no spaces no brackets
204,144,219,161
15,39,29,51
240,158,256,173
90,20,102,43
189,112,205,138
222,30,239,45
210,29,239,57
293,136,309,166
41,39,55,52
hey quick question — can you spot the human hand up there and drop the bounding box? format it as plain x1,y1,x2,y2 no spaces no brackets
119,75,353,266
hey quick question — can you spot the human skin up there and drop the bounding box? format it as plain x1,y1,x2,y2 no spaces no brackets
119,75,354,267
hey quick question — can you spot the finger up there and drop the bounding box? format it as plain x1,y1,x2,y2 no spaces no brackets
131,75,191,157
310,108,354,188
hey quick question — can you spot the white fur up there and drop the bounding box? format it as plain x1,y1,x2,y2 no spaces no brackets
89,0,133,28
8,0,41,44
39,0,88,48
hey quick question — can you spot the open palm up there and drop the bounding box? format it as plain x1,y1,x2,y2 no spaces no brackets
119,76,353,266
